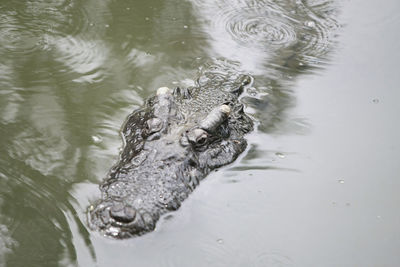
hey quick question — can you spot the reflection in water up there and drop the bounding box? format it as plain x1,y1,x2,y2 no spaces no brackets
0,0,340,265
0,223,16,266
51,36,111,83
0,0,90,56
191,0,339,72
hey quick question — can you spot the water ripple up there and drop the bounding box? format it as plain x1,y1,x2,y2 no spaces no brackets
192,0,340,67
0,0,91,56
50,36,110,83
220,4,298,49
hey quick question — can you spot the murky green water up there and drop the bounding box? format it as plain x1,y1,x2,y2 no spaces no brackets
0,0,399,266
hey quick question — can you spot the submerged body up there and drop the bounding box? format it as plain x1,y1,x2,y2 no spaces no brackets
88,64,254,238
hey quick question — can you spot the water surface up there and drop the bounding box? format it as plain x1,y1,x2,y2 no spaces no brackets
0,0,399,266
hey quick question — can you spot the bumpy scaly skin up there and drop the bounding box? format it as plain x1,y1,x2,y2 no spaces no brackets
88,64,254,238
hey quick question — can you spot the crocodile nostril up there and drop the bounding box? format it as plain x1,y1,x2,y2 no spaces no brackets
109,204,136,223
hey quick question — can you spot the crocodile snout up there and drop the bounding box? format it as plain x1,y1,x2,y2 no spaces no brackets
109,203,136,223
89,201,157,238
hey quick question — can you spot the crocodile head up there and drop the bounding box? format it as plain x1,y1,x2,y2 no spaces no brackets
88,73,253,238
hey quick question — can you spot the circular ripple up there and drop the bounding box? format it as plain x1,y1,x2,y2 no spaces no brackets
0,13,41,55
226,12,296,47
232,16,297,47
217,4,297,49
50,35,110,83
296,0,341,61
194,0,340,66
0,0,91,56
14,0,90,36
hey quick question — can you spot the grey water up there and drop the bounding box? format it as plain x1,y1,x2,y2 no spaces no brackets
0,0,399,266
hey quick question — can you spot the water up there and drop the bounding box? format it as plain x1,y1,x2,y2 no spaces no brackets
0,0,399,266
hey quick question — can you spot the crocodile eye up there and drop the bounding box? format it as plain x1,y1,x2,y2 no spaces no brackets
187,128,209,147
146,118,163,134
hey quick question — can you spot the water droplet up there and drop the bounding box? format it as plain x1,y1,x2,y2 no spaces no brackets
338,179,345,184
305,21,316,27
275,152,285,158
91,135,102,144
372,99,379,104
217,239,224,244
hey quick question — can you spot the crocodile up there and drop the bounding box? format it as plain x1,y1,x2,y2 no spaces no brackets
88,63,254,238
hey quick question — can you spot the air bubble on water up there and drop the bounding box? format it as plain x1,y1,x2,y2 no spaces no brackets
105,24,110,28
275,152,285,158
92,135,102,144
338,179,345,184
305,21,316,27
372,99,379,104
89,23,94,26
145,17,150,21
181,41,186,45
126,7,130,10
217,239,224,244
183,25,188,29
